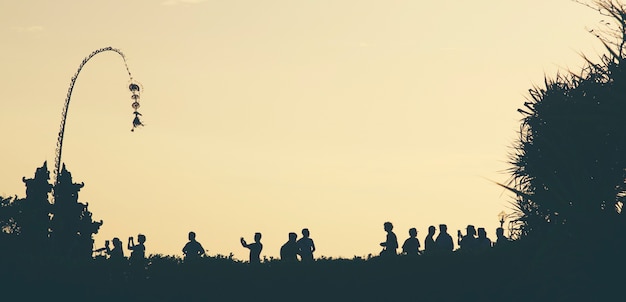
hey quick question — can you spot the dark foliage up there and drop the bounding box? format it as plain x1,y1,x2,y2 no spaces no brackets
507,0,626,240
0,195,19,236
0,241,622,302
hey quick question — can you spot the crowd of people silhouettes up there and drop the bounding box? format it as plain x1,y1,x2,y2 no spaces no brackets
377,222,511,257
239,228,317,263
95,223,509,272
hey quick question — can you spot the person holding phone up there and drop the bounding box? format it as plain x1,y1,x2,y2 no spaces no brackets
241,232,263,264
106,237,124,261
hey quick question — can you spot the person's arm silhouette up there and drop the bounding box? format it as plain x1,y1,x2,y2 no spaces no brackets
199,243,206,256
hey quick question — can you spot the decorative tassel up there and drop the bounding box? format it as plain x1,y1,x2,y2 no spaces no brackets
129,81,144,131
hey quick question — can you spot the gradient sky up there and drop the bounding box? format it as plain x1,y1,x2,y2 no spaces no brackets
0,0,607,260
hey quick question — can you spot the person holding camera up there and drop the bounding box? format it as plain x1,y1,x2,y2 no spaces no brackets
458,225,478,252
128,234,146,260
106,237,125,261
128,234,147,280
241,232,263,264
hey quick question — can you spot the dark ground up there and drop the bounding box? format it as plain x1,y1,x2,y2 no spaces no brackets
1,239,622,302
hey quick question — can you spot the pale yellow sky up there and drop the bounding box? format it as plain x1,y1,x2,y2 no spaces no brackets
0,0,605,260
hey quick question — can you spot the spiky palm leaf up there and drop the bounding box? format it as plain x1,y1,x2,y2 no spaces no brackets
507,1,626,238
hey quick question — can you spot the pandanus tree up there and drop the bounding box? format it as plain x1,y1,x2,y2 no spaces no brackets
507,0,626,240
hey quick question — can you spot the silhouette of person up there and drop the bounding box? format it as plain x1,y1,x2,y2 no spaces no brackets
435,224,454,253
297,228,316,262
103,237,126,282
106,237,125,261
477,227,492,250
280,232,299,262
128,234,146,261
401,227,420,256
182,231,206,261
128,234,147,279
424,225,436,254
458,225,478,252
379,222,398,257
494,227,510,247
241,232,263,264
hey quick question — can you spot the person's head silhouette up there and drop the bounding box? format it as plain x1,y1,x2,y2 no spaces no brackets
409,227,417,238
288,232,297,242
112,237,122,248
428,225,436,236
384,222,394,232
188,231,196,241
254,232,262,242
137,234,146,244
466,225,476,237
496,227,505,238
477,227,486,238
302,228,310,238
439,224,448,233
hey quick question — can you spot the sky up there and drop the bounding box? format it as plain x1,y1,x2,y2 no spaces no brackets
0,0,608,260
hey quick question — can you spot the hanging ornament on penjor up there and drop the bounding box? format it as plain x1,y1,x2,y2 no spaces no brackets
129,81,144,131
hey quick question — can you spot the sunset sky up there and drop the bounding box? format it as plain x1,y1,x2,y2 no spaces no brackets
0,0,607,260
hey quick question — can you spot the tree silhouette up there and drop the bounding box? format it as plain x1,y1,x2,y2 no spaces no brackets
0,162,55,261
507,0,626,239
0,195,19,236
